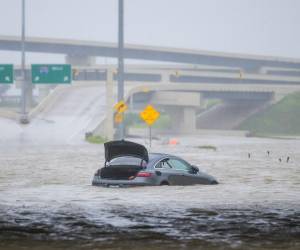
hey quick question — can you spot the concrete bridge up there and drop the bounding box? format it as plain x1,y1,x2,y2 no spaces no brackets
2,63,300,137
1,35,300,75
10,65,300,85
122,81,300,134
6,66,299,137
4,65,299,117
89,65,300,138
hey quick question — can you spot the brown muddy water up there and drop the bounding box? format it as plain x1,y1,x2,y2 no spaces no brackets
0,136,299,250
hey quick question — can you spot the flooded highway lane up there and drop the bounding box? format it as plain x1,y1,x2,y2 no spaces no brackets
0,136,300,249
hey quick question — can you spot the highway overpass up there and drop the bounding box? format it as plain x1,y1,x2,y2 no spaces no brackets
10,65,300,85
92,78,300,137
1,35,300,74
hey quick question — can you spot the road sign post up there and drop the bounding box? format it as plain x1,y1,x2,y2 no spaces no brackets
149,125,152,148
19,0,29,124
114,113,124,124
117,0,125,140
31,64,72,84
140,105,160,147
114,100,128,132
0,64,13,84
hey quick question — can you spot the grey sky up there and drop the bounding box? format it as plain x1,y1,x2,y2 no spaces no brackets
0,0,299,64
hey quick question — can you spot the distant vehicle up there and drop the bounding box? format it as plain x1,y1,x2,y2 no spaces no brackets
92,140,218,187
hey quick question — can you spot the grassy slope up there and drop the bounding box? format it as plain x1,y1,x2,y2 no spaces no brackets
239,92,300,135
86,135,107,144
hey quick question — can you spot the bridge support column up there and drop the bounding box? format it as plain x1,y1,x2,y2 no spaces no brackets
161,72,170,83
168,106,196,134
92,69,114,139
25,82,33,109
65,55,96,66
182,107,196,133
105,69,114,140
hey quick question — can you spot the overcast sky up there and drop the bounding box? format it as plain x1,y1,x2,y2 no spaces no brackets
0,0,299,64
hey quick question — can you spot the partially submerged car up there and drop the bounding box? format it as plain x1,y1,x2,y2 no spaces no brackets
92,140,218,187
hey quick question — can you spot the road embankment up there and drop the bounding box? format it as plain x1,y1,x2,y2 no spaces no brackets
239,92,300,136
0,108,18,120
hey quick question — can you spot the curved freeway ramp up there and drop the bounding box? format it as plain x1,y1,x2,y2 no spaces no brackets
0,82,107,146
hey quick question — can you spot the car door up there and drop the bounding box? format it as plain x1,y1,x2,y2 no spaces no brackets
167,158,195,185
154,158,183,185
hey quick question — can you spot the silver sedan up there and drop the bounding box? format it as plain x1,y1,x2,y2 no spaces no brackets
92,140,218,187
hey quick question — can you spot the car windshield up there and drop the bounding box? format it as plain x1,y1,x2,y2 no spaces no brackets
108,156,145,166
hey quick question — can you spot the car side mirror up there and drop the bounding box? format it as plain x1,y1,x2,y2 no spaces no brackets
191,165,199,173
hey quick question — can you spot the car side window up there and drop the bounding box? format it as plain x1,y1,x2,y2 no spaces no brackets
155,159,172,169
168,158,191,172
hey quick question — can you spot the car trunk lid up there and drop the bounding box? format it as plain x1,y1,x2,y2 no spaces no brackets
104,140,149,163
101,140,149,180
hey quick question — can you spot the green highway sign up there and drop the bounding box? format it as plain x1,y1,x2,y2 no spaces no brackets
0,64,14,84
31,64,72,84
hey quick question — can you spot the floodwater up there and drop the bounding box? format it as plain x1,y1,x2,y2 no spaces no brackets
0,135,299,250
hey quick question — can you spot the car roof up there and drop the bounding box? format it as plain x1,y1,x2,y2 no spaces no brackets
148,153,177,161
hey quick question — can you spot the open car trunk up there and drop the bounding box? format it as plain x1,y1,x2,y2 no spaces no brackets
100,165,142,180
104,140,149,163
100,140,148,180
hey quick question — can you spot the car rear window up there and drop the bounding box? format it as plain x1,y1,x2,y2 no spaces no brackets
108,156,146,166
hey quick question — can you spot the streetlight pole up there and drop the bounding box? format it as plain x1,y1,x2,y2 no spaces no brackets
20,0,29,124
117,0,124,139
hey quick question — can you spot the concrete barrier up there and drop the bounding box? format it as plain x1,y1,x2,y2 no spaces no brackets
0,108,18,120
28,85,70,120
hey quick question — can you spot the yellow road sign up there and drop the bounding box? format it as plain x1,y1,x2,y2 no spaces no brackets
140,105,160,126
114,100,128,114
114,113,123,124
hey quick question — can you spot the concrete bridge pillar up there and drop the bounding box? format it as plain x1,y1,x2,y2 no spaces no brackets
15,80,33,109
150,91,201,134
92,68,114,140
161,72,170,83
105,68,114,140
65,55,96,66
25,82,34,109
183,106,196,132
167,106,196,134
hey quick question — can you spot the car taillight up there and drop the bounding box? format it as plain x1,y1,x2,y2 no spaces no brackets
136,172,152,177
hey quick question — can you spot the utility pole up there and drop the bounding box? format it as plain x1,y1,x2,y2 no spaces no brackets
20,0,29,124
117,0,124,139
